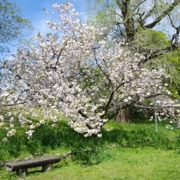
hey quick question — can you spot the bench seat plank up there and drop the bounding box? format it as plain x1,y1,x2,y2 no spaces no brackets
5,155,60,172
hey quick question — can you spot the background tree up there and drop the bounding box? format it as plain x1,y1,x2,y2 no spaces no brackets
0,0,31,55
86,0,180,122
0,0,31,96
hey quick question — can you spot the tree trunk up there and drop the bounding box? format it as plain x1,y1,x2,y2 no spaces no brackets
116,107,131,123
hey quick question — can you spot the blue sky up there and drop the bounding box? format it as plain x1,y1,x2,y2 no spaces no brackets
0,0,88,58
11,0,87,36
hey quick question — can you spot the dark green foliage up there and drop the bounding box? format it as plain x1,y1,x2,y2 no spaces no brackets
103,120,180,149
0,132,27,160
71,147,104,165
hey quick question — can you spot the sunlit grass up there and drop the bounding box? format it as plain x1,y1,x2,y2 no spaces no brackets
1,147,180,180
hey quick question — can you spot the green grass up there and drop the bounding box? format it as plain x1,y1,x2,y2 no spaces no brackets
1,147,180,180
0,115,180,179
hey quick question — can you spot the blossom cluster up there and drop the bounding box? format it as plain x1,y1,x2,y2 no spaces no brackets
0,2,180,139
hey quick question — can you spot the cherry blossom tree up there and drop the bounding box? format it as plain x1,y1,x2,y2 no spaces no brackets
0,2,180,139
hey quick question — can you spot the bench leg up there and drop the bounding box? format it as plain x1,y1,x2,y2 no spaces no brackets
42,164,52,172
16,170,19,175
22,168,28,177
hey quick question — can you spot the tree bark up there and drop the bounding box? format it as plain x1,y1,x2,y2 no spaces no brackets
116,107,131,123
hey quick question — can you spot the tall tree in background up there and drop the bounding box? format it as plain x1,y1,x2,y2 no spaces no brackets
87,0,180,122
0,0,31,55
0,0,31,96
87,0,179,44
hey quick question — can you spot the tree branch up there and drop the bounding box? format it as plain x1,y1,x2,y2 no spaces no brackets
145,1,180,28
133,0,147,12
93,49,114,89
167,14,177,29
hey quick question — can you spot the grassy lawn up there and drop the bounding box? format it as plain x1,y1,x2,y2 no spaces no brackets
0,116,180,180
1,147,180,180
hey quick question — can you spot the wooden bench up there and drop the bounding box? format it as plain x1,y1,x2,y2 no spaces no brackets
5,155,61,176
